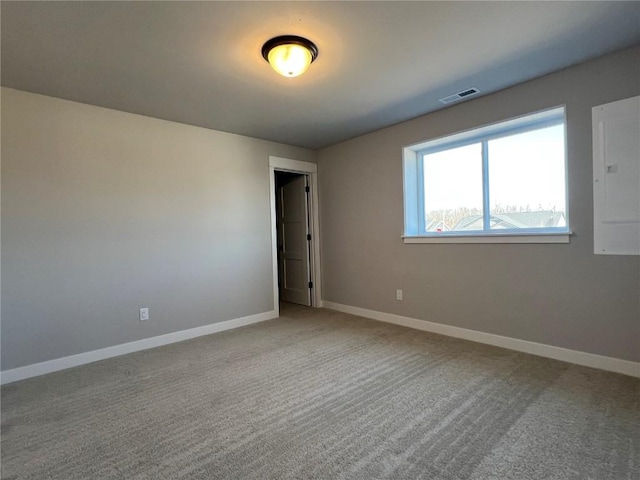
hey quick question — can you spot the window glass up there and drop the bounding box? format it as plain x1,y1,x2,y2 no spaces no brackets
488,125,566,230
423,143,482,232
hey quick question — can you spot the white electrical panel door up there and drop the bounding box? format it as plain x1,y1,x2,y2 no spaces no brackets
593,95,640,255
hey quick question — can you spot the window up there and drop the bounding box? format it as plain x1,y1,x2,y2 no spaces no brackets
403,107,570,243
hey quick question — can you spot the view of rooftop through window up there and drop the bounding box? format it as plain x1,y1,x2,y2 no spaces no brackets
423,124,566,232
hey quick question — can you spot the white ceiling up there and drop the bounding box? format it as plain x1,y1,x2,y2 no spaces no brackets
2,1,639,149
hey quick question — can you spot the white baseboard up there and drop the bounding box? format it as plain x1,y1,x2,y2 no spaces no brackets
0,310,278,385
322,301,640,378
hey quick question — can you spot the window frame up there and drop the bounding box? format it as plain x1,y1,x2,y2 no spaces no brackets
403,106,571,244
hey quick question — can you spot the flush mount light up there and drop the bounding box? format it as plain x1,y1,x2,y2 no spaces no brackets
261,35,318,78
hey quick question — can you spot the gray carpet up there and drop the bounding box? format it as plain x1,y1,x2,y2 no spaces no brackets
2,304,639,479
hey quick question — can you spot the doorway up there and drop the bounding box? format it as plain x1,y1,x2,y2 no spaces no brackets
275,172,312,306
269,156,321,314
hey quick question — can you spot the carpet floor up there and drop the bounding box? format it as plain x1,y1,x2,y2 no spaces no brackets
1,303,639,479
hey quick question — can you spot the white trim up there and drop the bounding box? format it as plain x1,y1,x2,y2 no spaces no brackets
322,301,640,378
269,156,322,307
403,233,571,244
268,169,280,317
269,156,317,174
0,310,277,385
309,172,322,305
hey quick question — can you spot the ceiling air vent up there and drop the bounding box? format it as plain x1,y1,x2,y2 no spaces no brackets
438,87,480,104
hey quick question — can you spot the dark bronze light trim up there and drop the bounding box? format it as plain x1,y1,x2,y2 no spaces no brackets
261,35,319,64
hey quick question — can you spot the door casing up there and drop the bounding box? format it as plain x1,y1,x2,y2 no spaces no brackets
269,156,322,315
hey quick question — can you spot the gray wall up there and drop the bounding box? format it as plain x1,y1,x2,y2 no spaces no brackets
1,88,315,370
317,45,640,362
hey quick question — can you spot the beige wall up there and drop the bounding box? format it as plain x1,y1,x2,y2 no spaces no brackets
1,88,315,370
317,45,640,362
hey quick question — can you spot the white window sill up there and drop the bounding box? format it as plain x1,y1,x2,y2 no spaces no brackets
402,232,572,244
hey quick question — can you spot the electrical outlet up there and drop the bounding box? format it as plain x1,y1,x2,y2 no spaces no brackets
396,289,403,301
139,307,149,321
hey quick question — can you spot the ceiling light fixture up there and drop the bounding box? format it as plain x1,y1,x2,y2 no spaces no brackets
261,35,318,78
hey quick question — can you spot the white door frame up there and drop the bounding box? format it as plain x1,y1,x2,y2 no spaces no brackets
269,156,322,315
